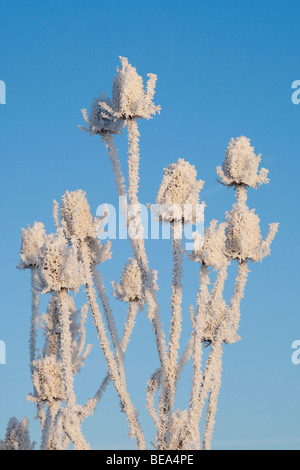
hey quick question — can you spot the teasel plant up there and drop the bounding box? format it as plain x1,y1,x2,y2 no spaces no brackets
3,58,278,450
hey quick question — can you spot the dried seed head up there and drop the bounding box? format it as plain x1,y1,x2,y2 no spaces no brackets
112,258,143,303
32,356,65,403
216,136,269,188
192,221,227,270
156,158,204,223
112,57,160,120
60,190,96,241
19,222,46,269
80,93,123,136
0,417,34,451
39,230,83,294
225,203,262,261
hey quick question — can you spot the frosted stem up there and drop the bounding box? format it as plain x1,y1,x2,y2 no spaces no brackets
30,267,40,373
121,300,139,352
165,222,184,446
187,265,210,449
146,368,161,432
80,243,146,449
197,261,249,448
40,403,61,450
104,127,169,404
127,119,140,206
82,301,139,418
102,133,127,198
56,289,90,450
91,263,124,370
126,119,170,449
203,349,223,450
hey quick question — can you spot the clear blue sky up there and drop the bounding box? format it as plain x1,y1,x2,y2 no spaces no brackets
0,0,300,450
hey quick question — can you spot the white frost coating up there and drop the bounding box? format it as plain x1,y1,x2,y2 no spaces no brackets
60,190,97,241
80,93,124,135
15,58,279,452
156,158,204,223
165,223,184,447
225,187,279,263
111,56,160,120
112,258,143,303
192,220,227,270
225,201,262,261
39,230,83,294
32,356,65,404
216,136,269,188
0,417,35,451
19,222,47,269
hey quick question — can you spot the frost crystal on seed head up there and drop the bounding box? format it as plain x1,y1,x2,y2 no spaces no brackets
216,136,269,188
156,158,204,223
192,220,227,270
225,203,262,261
0,417,34,451
19,222,47,269
112,258,143,303
80,92,124,136
39,230,83,294
60,190,96,241
111,56,161,120
32,356,65,403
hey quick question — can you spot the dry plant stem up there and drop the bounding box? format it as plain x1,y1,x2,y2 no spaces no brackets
127,118,140,206
146,369,161,434
30,267,40,371
80,242,146,449
176,264,228,384
41,402,61,450
202,351,223,451
165,222,184,446
169,223,184,383
196,260,249,449
82,301,139,418
91,263,124,367
52,410,70,450
187,264,210,449
121,301,139,351
126,118,170,449
104,130,167,376
209,264,229,318
30,267,47,430
102,133,127,199
105,127,168,380
56,289,90,450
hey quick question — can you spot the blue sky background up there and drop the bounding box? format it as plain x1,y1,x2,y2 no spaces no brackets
0,0,299,450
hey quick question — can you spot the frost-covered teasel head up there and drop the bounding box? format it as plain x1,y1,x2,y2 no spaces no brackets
19,222,47,269
225,203,263,261
39,230,83,294
32,356,65,404
80,93,124,136
112,258,143,303
192,221,227,270
110,57,161,120
224,202,278,263
0,417,35,451
156,158,204,224
216,136,269,188
60,190,97,241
